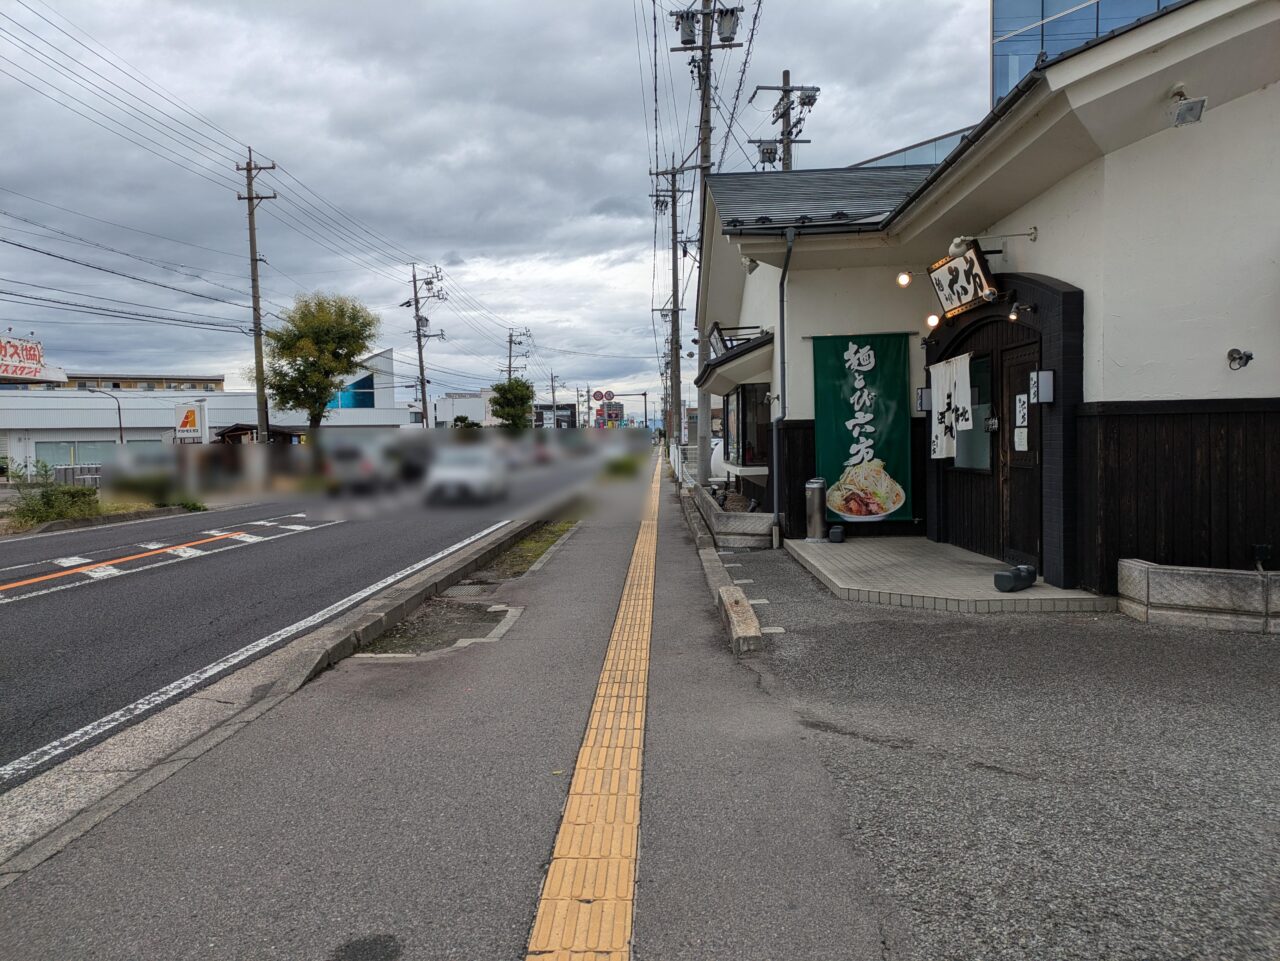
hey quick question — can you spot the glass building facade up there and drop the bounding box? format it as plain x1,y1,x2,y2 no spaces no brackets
993,1,1183,102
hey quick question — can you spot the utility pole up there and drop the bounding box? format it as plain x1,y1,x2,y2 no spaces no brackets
549,371,567,429
748,71,821,170
504,328,531,382
671,3,742,483
237,147,275,443
403,264,445,428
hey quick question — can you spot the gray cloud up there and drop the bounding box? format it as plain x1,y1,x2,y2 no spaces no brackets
0,0,988,404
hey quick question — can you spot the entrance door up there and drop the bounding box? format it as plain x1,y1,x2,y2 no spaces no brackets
1000,343,1040,567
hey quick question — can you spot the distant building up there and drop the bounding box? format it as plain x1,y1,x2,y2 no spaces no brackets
11,372,226,392
534,403,577,429
434,390,498,428
0,349,409,473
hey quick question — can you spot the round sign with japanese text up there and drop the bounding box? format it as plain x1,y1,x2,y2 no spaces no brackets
604,391,615,401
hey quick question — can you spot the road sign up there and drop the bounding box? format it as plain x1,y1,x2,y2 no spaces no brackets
604,390,615,401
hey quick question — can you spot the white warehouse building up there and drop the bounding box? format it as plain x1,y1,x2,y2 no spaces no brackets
0,349,411,474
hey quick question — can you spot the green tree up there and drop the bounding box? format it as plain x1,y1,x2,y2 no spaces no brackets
452,414,481,429
489,377,535,429
264,293,380,432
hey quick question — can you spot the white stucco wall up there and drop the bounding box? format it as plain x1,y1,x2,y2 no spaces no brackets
735,262,936,421
988,79,1280,401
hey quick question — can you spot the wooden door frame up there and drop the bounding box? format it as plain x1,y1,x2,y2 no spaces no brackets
923,272,1083,588
999,341,1042,567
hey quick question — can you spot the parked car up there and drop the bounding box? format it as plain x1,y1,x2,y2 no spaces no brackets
424,445,509,503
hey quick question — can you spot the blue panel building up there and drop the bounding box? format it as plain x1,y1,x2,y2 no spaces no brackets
992,1,1185,102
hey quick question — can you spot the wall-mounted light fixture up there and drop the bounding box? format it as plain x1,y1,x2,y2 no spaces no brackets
1169,82,1207,127
1008,302,1036,322
896,270,913,288
949,226,1037,257
926,313,940,328
1227,348,1253,370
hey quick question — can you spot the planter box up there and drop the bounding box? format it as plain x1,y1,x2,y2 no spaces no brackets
691,484,773,550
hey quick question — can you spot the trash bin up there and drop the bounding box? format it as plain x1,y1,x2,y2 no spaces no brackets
805,477,827,542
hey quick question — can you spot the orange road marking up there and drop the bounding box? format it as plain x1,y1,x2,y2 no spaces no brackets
0,532,246,592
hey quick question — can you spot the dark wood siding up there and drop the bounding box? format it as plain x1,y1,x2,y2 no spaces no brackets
776,418,928,539
936,314,1039,561
1076,400,1280,594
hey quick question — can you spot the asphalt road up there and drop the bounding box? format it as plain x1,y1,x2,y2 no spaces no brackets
0,458,586,783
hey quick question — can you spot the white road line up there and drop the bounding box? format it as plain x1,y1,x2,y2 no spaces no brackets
137,542,167,550
83,567,122,580
276,524,311,531
51,557,92,567
247,521,279,527
0,520,510,783
228,533,265,543
0,521,342,606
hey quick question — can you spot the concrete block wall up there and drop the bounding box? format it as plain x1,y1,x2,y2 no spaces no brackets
1118,558,1279,634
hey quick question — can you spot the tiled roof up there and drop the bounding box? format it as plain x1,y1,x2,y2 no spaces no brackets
709,165,935,234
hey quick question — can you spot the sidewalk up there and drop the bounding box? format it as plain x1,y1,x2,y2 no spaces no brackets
0,459,903,960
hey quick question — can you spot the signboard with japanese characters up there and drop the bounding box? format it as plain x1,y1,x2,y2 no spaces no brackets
812,334,912,523
927,241,997,319
0,335,67,384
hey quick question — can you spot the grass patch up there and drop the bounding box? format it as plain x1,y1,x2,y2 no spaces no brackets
486,518,578,580
602,453,643,479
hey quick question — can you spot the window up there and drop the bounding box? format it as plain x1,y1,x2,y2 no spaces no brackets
724,390,740,464
76,382,88,390
741,383,771,466
724,384,771,467
203,383,215,391
144,382,155,391
954,355,992,471
34,441,75,465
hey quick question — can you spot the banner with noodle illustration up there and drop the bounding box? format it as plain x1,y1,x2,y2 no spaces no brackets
812,333,913,524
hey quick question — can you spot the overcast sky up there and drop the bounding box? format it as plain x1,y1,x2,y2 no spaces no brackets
0,0,989,411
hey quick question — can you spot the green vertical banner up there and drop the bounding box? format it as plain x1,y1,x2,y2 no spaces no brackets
812,333,913,523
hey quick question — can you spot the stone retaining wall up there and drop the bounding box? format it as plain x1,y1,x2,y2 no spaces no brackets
1118,559,1279,634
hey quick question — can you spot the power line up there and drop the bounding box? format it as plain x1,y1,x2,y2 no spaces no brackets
0,237,253,308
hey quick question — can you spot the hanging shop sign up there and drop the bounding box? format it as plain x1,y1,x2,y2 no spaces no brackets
812,334,913,523
0,335,67,384
927,241,997,319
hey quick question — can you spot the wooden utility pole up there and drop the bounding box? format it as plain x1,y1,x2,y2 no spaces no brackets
237,146,275,443
667,163,681,446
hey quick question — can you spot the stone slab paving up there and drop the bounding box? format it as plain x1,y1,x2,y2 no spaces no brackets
786,536,1115,613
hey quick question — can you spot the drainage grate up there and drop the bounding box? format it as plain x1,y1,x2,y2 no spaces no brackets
442,584,491,597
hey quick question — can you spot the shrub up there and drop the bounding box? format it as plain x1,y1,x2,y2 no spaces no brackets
13,484,102,524
603,453,642,478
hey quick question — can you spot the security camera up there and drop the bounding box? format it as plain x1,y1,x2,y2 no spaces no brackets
981,289,997,303
948,236,973,257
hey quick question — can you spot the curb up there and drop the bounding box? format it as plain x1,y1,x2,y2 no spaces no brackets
679,490,764,656
0,489,583,887
7,505,191,537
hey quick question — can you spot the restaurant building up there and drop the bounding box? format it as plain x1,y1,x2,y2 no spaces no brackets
694,0,1278,593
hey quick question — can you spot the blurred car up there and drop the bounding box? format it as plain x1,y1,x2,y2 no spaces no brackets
324,441,387,495
424,445,509,503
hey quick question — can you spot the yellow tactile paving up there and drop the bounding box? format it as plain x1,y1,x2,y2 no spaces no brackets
526,459,662,960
